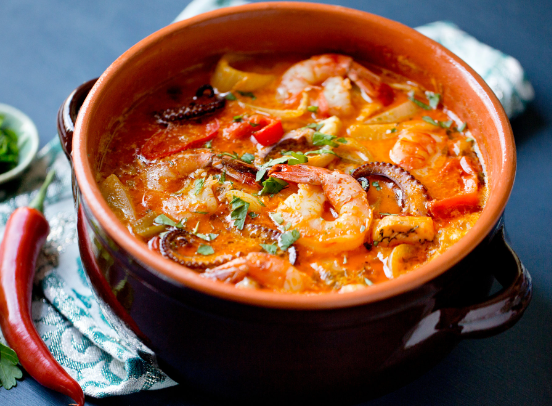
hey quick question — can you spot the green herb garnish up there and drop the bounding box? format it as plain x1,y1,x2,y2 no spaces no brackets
279,229,301,251
238,91,256,100
304,122,324,131
0,115,19,173
312,132,338,147
260,177,288,196
283,150,308,165
193,178,205,195
0,343,22,389
422,116,439,126
372,181,382,191
240,153,255,164
225,92,237,101
364,278,374,286
439,120,453,129
248,212,259,218
233,115,243,122
307,105,319,113
154,214,179,227
269,212,284,225
196,244,215,255
203,140,212,148
230,196,250,230
457,122,467,132
425,91,441,109
408,92,431,110
261,243,278,255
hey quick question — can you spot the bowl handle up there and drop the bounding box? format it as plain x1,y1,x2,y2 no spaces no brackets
441,225,531,339
56,79,98,161
405,225,531,348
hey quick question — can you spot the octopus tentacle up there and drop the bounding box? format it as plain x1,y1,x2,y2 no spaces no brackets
160,229,237,269
351,162,430,216
154,84,226,126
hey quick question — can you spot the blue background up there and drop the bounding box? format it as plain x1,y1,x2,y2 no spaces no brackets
0,0,550,404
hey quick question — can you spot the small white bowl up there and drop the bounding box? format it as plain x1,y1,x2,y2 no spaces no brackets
0,103,39,185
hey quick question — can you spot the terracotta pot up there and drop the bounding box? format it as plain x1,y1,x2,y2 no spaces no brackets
57,2,531,402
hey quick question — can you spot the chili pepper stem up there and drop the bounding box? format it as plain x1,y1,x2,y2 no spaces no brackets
28,170,55,213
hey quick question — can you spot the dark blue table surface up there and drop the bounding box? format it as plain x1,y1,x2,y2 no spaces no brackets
1,0,551,405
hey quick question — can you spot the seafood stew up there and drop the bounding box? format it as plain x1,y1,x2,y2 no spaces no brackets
97,53,487,294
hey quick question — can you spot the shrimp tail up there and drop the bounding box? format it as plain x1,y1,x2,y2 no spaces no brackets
268,164,324,185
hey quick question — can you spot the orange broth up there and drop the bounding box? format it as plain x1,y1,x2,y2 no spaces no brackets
97,53,487,294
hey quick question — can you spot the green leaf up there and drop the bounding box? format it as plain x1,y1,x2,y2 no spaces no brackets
372,181,382,191
286,151,308,165
336,137,347,144
278,229,301,251
261,243,278,255
225,92,237,101
233,115,243,122
218,171,226,184
303,122,324,131
312,132,338,147
269,212,284,225
425,91,441,109
0,343,22,390
260,177,288,195
203,140,213,148
230,196,250,230
248,212,259,218
193,178,205,196
305,149,338,157
154,214,177,227
240,153,255,164
408,92,431,110
307,105,318,112
193,211,208,215
422,116,439,126
197,244,215,255
256,156,294,182
457,122,467,132
237,91,256,100
439,120,453,129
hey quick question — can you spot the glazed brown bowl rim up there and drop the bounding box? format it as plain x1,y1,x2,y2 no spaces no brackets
73,2,515,310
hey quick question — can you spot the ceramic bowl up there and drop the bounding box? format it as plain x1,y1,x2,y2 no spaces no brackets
57,3,531,401
0,103,39,184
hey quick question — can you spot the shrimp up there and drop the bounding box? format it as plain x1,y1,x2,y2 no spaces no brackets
269,165,372,253
277,54,394,115
143,149,258,190
202,252,311,292
389,130,446,171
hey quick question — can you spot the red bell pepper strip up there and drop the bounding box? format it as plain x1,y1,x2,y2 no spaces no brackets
141,119,220,160
0,171,84,406
224,115,284,146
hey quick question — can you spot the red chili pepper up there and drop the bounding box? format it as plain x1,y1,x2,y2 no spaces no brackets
0,171,84,406
141,119,220,160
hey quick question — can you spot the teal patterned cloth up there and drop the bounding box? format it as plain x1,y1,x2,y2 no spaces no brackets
0,0,534,399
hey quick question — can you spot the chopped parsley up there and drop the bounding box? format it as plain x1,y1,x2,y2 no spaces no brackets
248,212,259,218
425,91,441,109
218,151,240,160
372,181,382,191
240,152,255,164
248,122,260,127
422,116,439,126
193,211,209,215
225,92,237,101
408,91,431,110
360,178,369,190
0,342,22,389
312,132,339,147
260,177,288,195
278,229,301,251
269,212,284,225
154,214,181,228
203,140,212,148
307,105,319,113
305,149,339,157
303,122,324,131
195,233,218,241
196,244,215,255
283,150,308,165
255,156,295,181
237,91,256,99
233,115,243,122
261,243,278,255
457,122,467,132
193,178,205,195
439,120,453,129
230,196,250,230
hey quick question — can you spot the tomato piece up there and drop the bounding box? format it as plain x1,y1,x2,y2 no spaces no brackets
223,121,255,139
429,191,480,219
249,115,284,146
377,83,395,106
141,119,220,160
